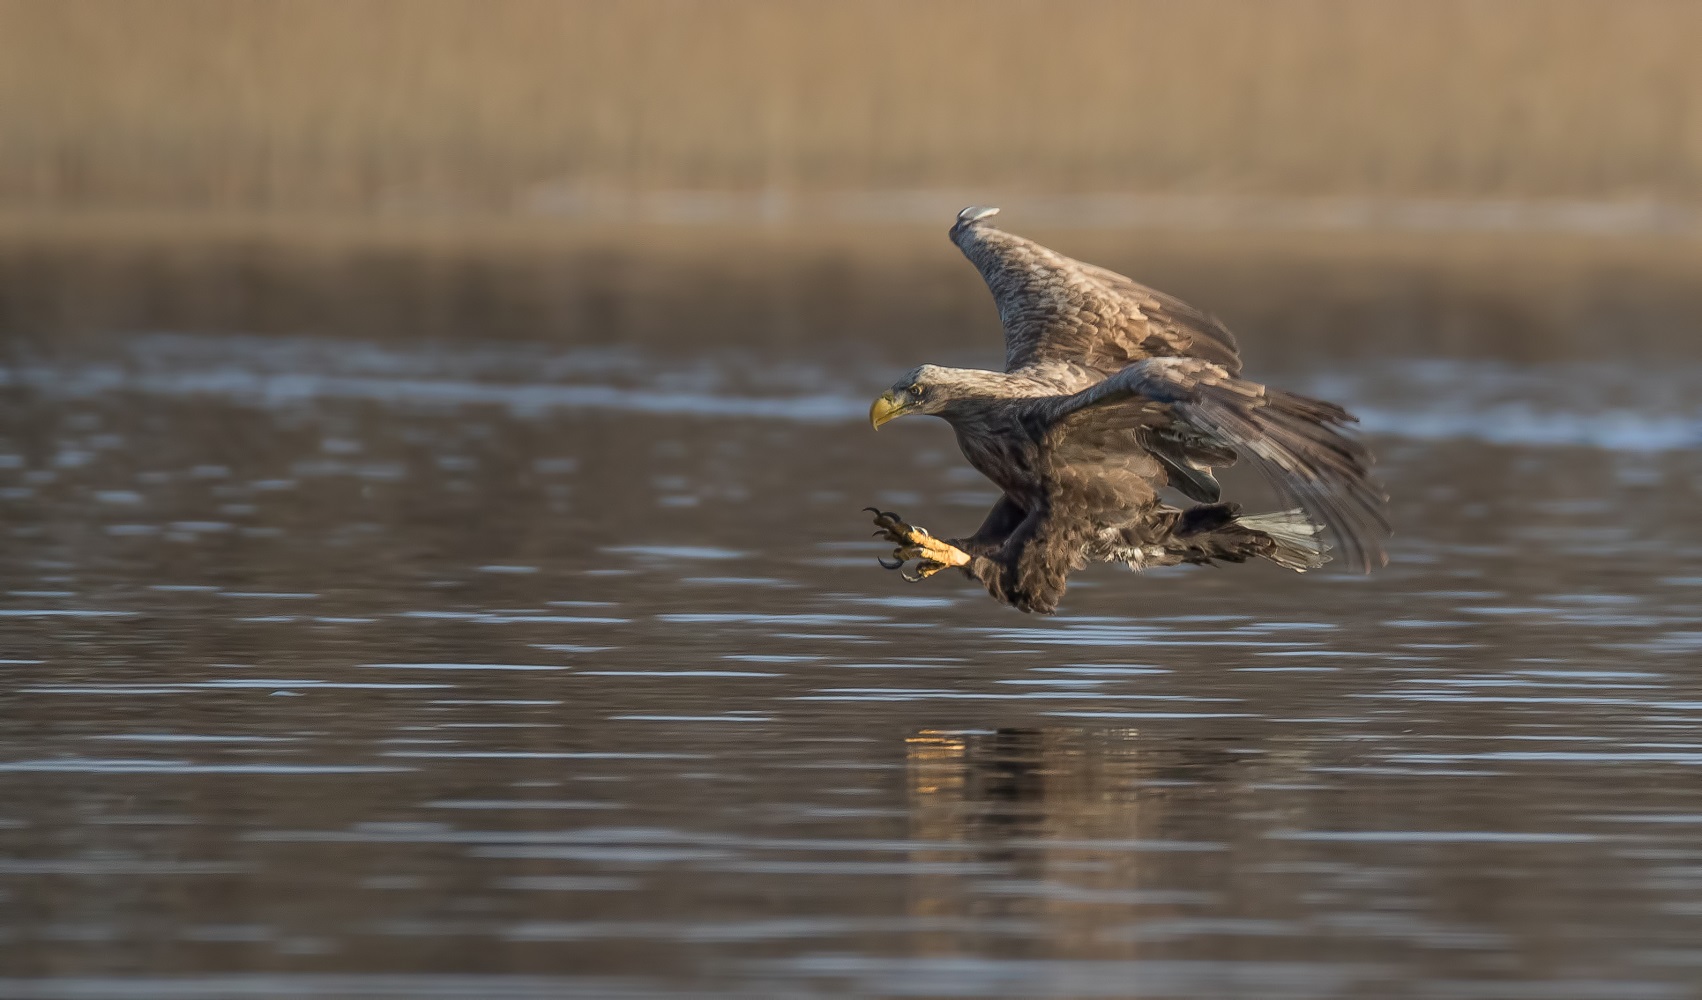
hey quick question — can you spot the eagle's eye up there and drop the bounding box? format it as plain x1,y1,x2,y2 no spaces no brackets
909,383,924,397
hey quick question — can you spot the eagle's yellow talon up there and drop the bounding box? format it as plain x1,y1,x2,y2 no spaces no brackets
865,508,971,580
904,560,948,582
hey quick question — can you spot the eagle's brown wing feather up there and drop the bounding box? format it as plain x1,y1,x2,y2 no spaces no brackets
1029,357,1389,572
1046,395,1232,504
951,222,1242,376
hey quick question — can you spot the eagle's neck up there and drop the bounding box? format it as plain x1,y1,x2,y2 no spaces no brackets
946,411,1039,498
931,369,1050,419
925,370,1053,497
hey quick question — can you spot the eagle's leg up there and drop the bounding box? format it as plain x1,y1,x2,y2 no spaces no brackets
865,508,970,581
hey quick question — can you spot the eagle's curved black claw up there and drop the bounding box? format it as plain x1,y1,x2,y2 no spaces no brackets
863,506,970,583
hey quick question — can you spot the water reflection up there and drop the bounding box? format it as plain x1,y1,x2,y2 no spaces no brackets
12,331,1702,453
905,728,1243,970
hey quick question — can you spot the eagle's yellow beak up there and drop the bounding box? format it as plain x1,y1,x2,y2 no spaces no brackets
869,391,906,430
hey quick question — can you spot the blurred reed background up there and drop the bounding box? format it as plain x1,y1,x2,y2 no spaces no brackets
7,0,1702,209
2,0,1700,360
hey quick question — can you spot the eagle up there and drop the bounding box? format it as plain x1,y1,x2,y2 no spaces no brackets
865,206,1388,614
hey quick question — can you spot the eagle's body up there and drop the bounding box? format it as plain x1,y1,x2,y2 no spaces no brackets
867,207,1388,614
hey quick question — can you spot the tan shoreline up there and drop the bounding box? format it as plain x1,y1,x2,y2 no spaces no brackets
3,209,1699,363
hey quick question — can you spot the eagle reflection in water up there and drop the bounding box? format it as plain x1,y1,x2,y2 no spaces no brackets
901,726,1267,946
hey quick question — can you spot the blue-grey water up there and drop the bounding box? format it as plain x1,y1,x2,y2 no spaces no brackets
5,270,1702,998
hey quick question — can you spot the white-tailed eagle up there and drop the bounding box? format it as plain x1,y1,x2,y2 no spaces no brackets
866,206,1388,613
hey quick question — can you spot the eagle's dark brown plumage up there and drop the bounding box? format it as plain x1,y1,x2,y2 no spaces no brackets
866,206,1389,614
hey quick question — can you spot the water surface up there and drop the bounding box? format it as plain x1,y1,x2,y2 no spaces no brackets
4,284,1702,998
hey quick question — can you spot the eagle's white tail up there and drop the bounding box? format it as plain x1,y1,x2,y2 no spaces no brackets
1237,508,1330,572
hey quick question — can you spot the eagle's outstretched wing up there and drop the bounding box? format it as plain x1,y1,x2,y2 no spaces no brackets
1030,356,1389,572
951,207,1242,377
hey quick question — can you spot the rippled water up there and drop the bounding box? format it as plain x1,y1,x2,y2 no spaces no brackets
5,327,1702,999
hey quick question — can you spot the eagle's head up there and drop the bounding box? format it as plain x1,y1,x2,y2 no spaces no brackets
869,364,1011,428
870,365,951,428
